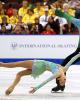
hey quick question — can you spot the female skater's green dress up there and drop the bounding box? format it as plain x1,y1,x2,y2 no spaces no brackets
31,60,60,91
32,60,59,78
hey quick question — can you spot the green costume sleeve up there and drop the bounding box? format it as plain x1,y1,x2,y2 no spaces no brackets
34,72,60,91
55,9,80,29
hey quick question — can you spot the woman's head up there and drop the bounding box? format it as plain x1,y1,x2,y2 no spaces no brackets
58,65,66,86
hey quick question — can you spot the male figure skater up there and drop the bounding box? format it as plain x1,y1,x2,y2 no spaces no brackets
51,36,80,92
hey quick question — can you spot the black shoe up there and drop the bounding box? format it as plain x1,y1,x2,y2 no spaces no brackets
51,85,65,93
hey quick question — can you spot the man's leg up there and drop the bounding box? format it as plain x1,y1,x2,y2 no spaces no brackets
51,50,80,92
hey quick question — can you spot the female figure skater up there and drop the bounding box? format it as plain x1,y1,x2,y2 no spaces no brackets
0,60,66,95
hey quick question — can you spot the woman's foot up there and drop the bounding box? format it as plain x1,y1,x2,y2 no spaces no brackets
5,86,14,95
0,62,3,66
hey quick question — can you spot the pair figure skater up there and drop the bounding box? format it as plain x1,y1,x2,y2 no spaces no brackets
0,59,67,95
51,9,80,92
51,36,80,92
0,46,80,95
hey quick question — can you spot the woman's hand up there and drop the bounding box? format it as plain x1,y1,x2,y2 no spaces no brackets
29,87,36,94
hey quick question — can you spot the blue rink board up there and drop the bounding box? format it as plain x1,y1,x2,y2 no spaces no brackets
0,58,79,65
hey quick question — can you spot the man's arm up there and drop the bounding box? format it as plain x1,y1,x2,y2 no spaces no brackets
77,36,80,49
64,53,80,72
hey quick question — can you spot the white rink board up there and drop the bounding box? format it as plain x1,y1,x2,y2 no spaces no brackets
0,35,79,59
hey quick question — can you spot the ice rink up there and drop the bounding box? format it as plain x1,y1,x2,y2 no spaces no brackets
0,65,80,100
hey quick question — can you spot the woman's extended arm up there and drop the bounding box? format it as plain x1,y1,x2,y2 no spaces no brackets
29,72,60,94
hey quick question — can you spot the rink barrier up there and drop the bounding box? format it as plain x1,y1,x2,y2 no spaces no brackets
0,35,79,64
0,58,79,64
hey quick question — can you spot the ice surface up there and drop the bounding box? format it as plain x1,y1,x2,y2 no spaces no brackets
0,65,80,100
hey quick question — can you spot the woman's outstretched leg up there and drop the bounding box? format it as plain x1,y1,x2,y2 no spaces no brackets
5,69,32,95
0,60,33,69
